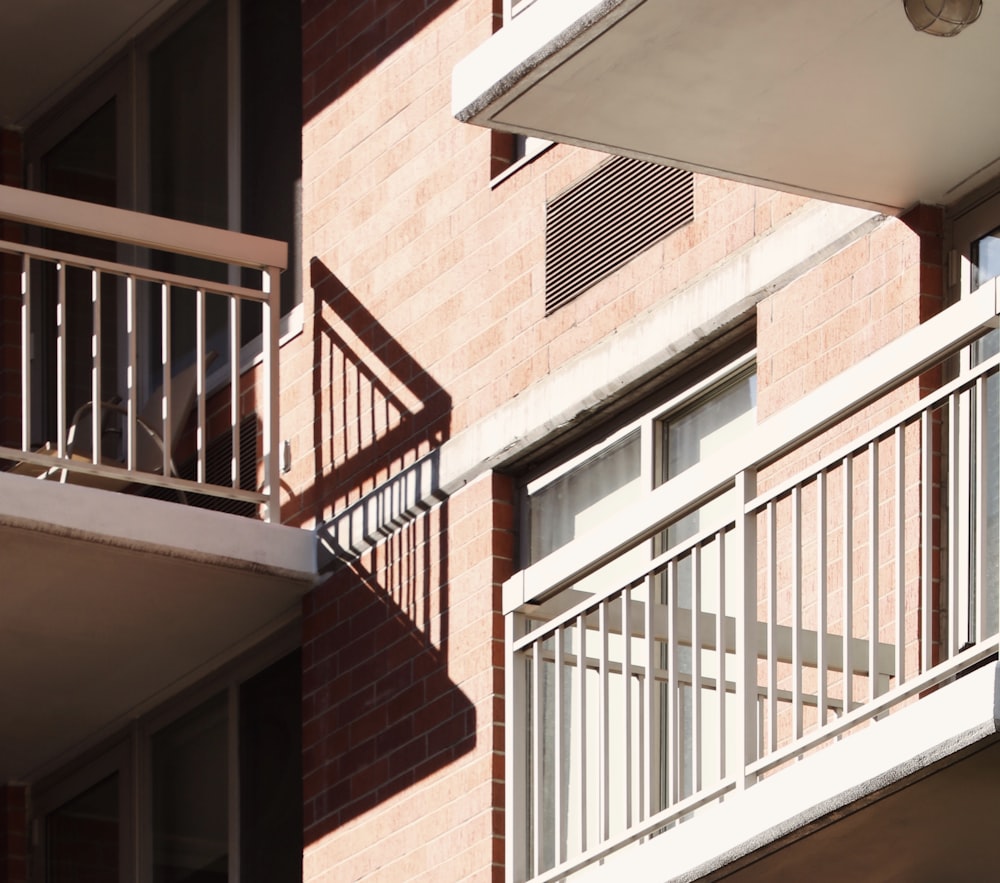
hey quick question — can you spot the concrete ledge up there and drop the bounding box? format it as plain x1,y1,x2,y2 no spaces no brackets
0,469,316,581
576,660,1000,882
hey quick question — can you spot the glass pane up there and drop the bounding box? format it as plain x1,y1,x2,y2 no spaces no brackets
661,370,757,544
972,227,1000,291
528,431,642,564
39,99,121,440
239,652,302,883
151,693,228,883
148,0,229,373
47,774,119,883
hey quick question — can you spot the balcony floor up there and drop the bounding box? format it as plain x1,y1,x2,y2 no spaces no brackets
0,471,315,781
721,737,1000,882
575,661,1000,883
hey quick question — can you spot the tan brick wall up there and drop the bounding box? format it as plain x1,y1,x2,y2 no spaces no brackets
285,0,813,531
290,0,948,878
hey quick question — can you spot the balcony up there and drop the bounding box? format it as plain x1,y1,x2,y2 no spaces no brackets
504,285,1000,881
0,185,315,781
454,1,1000,213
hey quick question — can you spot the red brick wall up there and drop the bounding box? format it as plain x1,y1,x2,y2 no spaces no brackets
0,785,27,883
302,471,514,882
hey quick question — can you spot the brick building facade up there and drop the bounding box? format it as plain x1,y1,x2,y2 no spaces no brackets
1,1,999,882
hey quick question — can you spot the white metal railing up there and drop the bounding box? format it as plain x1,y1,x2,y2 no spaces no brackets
0,184,286,522
504,283,1000,882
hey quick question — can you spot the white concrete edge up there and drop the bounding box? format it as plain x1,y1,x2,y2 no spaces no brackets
574,661,1000,883
452,0,638,123
316,201,881,569
0,471,317,583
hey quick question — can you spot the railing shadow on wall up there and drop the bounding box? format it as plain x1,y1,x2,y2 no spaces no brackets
306,259,473,839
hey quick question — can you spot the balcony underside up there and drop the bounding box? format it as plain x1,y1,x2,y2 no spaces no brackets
578,662,1000,883
0,472,315,781
0,0,165,126
454,0,1000,213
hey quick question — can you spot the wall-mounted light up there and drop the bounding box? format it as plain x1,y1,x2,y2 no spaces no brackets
904,0,983,36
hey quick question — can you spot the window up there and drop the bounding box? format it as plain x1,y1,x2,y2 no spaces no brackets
524,349,757,570
24,0,301,434
519,349,756,873
31,648,302,883
952,197,1000,642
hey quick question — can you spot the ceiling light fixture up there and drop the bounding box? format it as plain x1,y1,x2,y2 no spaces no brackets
904,0,983,36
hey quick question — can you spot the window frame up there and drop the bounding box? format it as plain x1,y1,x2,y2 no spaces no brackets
29,626,299,883
22,0,302,408
520,347,757,571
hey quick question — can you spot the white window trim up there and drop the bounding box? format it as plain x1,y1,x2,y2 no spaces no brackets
521,348,756,570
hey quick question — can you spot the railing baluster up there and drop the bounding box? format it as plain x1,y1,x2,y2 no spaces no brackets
734,469,758,790
816,470,828,726
843,455,853,712
643,574,655,823
577,611,588,854
598,598,610,844
230,290,241,491
20,253,31,451
974,376,987,644
716,530,726,781
948,391,962,657
196,287,207,484
623,586,633,830
505,614,526,883
667,561,678,807
766,500,777,754
690,545,702,793
263,266,281,523
791,484,802,739
91,269,101,463
921,408,933,674
56,262,66,459
868,439,879,702
894,425,905,685
126,275,137,472
553,623,565,866
531,631,542,877
161,282,172,477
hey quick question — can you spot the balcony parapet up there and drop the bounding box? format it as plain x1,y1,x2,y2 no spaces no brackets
0,184,286,521
504,282,1000,881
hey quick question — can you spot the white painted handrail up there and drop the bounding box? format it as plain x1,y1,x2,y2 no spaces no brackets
0,187,285,522
0,183,287,270
506,282,1000,882
506,281,999,612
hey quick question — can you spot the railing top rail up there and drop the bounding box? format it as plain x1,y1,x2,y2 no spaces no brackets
0,238,272,303
0,183,287,272
505,281,1000,612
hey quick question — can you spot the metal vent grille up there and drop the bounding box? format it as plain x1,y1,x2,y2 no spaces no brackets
143,413,258,517
545,157,694,314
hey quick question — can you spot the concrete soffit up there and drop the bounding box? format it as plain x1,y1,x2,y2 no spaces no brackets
317,201,882,566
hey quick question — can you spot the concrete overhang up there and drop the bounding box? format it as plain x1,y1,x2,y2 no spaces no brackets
0,0,175,128
0,472,316,781
576,659,1000,882
453,0,1000,213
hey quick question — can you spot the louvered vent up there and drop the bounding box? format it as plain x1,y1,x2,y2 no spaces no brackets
142,414,258,517
545,157,694,314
